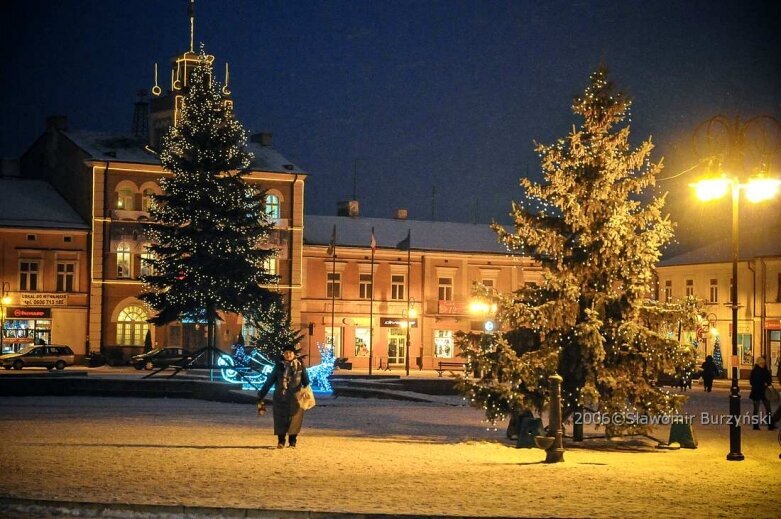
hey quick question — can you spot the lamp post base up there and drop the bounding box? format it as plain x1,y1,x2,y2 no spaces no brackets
726,452,745,461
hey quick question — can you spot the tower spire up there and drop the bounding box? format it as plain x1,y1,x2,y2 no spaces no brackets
188,0,195,53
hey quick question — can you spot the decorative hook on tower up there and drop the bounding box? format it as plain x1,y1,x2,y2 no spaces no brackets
222,63,231,96
151,63,162,96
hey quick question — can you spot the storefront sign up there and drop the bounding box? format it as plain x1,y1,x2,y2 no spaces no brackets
765,319,781,330
20,293,68,307
438,301,468,315
380,317,418,328
7,307,52,319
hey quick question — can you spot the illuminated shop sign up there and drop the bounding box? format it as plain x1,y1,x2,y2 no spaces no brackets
7,307,52,319
380,317,418,328
20,293,68,307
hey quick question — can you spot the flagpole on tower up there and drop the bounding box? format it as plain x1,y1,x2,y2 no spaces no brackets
188,0,195,53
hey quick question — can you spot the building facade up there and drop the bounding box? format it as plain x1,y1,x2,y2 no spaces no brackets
300,214,542,369
657,240,781,377
19,47,306,363
0,178,90,356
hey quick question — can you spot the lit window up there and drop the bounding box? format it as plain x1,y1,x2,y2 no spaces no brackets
685,279,694,298
117,242,131,278
325,327,342,357
434,330,454,358
438,277,453,301
359,273,373,299
19,261,40,291
264,194,280,219
664,280,672,302
117,189,134,210
391,275,405,300
141,188,156,212
263,257,278,276
56,262,75,292
116,305,149,346
140,244,154,278
327,272,341,298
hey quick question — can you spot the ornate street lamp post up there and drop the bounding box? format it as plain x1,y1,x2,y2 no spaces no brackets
1,282,11,354
691,115,781,462
403,300,417,376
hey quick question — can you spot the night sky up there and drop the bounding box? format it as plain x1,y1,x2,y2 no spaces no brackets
2,0,779,248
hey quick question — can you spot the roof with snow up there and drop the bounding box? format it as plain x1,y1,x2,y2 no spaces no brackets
61,130,306,174
0,178,88,230
660,220,781,266
304,215,512,255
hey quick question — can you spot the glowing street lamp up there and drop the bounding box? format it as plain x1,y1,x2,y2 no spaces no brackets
690,115,781,462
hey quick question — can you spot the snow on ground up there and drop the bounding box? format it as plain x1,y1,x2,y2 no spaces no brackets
0,387,778,518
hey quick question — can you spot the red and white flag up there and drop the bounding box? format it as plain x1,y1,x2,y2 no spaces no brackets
370,227,377,253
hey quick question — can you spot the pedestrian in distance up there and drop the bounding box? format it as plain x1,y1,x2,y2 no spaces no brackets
257,344,311,448
700,355,717,393
748,356,776,431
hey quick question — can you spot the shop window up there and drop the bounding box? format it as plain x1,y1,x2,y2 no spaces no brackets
685,279,694,298
354,327,370,357
117,242,131,278
709,279,718,303
325,326,342,357
738,333,752,365
664,280,672,302
56,262,75,292
140,244,154,278
391,275,405,300
326,272,341,298
117,188,134,210
359,273,373,299
116,305,149,346
141,188,156,212
19,261,40,291
264,194,280,219
438,277,453,301
434,330,454,358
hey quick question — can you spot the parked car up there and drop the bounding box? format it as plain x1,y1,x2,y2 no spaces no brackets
1,345,75,370
131,347,192,370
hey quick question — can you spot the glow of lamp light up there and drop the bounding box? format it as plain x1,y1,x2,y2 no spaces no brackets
744,178,780,203
692,178,729,201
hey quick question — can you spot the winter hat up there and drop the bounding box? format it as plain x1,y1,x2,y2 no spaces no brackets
282,344,297,353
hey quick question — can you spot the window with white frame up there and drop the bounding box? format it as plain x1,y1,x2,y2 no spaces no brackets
117,188,134,210
19,261,40,291
140,244,154,278
116,305,149,346
434,330,454,358
391,274,405,300
264,194,280,219
117,242,132,278
263,256,278,276
327,272,341,298
359,273,373,299
438,277,453,301
141,188,156,212
56,262,75,292
664,280,672,302
709,279,718,303
354,327,370,356
685,279,694,298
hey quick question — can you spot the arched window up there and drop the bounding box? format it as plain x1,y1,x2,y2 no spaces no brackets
117,188,134,210
140,243,154,278
117,242,131,278
141,189,156,212
116,305,149,346
264,194,280,219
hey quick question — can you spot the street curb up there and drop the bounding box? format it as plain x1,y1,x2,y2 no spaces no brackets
0,496,527,518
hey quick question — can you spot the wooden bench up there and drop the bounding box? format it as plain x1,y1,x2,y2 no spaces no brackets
435,361,466,377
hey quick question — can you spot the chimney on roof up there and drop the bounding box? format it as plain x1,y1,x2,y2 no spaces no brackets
46,115,67,132
394,208,408,220
250,132,273,146
337,200,360,217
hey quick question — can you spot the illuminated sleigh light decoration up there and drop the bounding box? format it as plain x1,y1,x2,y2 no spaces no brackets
218,343,335,393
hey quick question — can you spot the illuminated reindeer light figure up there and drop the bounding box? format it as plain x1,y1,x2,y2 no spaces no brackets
218,342,335,393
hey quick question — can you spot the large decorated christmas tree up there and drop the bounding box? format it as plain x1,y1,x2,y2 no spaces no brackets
141,49,279,358
457,67,699,435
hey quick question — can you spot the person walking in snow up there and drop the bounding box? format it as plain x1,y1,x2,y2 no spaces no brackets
700,355,717,392
748,356,775,431
257,344,311,448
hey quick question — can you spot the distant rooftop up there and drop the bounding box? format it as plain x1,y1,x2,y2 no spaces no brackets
660,221,781,266
61,130,306,175
304,215,513,255
0,178,88,230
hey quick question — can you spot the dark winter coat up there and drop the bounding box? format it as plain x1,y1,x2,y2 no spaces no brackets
748,365,772,401
258,359,310,436
700,359,718,381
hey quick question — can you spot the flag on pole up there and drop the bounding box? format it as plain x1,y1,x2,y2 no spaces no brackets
396,229,411,251
326,225,336,257
370,227,377,253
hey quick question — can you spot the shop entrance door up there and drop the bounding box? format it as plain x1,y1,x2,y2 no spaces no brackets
387,328,406,365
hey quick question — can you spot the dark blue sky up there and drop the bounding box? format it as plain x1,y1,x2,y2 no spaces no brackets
2,0,779,238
